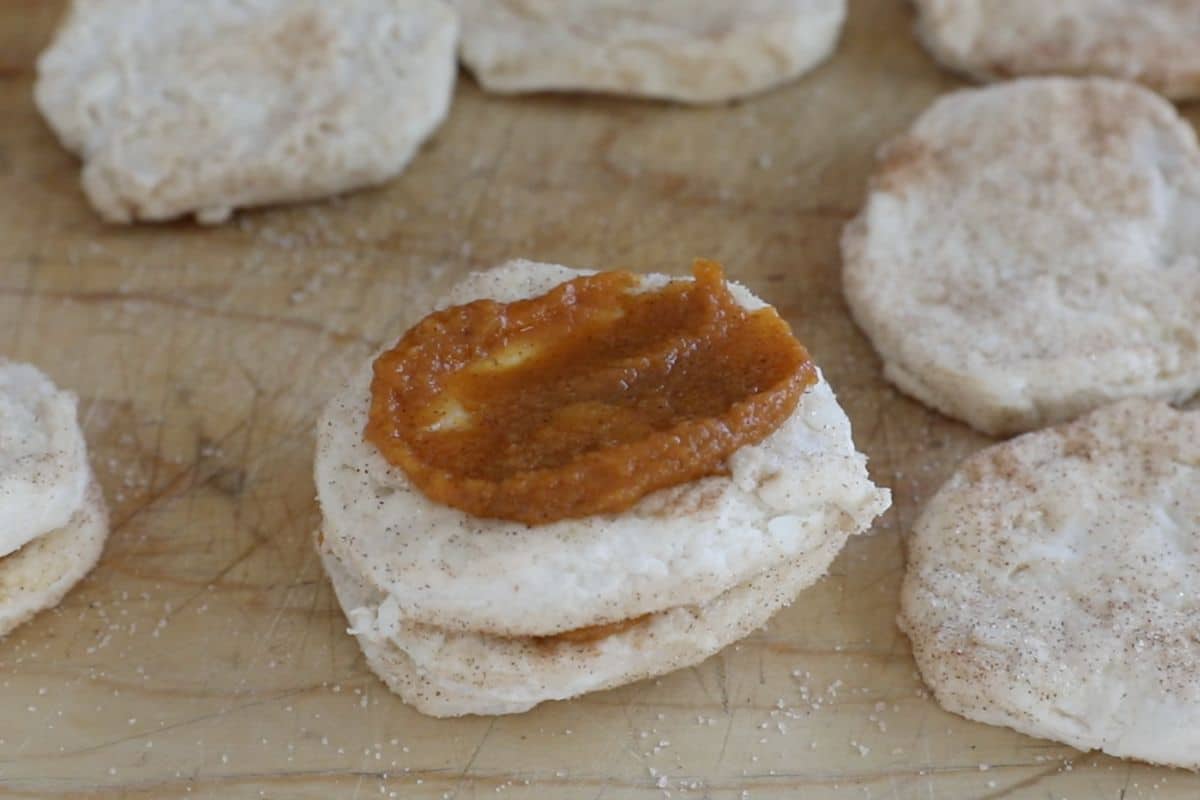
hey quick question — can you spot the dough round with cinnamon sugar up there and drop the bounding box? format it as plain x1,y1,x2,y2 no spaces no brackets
0,479,107,638
451,0,846,104
842,77,1200,436
0,360,89,558
900,399,1200,768
315,260,890,639
913,0,1200,100
35,0,457,223
320,531,842,717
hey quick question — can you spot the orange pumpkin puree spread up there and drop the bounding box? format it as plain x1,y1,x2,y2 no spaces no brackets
366,259,816,525
534,614,653,647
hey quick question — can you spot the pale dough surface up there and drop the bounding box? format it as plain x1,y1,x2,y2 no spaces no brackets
914,0,1200,100
36,0,458,223
843,77,1200,436
0,478,107,639
322,531,845,717
0,360,89,557
452,0,845,104
900,399,1200,769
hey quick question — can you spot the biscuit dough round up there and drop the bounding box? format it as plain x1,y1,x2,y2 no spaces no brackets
0,361,89,557
321,531,844,717
0,478,108,639
900,399,1200,769
914,0,1200,100
316,260,889,638
35,0,458,224
451,0,846,104
842,77,1200,436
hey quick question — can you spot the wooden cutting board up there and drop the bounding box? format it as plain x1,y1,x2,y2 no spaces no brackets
1,2,1197,798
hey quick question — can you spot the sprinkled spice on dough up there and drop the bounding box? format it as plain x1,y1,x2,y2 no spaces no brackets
901,399,1200,769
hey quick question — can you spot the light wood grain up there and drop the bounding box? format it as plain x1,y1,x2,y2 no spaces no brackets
1,1,1198,798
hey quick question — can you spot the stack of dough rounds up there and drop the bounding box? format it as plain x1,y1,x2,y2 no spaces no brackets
451,0,847,104
900,399,1200,769
35,0,458,224
913,0,1200,101
315,260,890,716
843,77,1200,436
0,360,107,638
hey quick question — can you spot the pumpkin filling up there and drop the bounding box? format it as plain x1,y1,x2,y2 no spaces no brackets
366,259,816,525
533,614,652,647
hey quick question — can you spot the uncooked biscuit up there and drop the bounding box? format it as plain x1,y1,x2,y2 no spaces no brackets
451,0,846,104
900,399,1200,768
914,0,1200,100
321,531,846,717
842,77,1200,436
0,360,89,557
36,0,458,223
0,479,108,639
